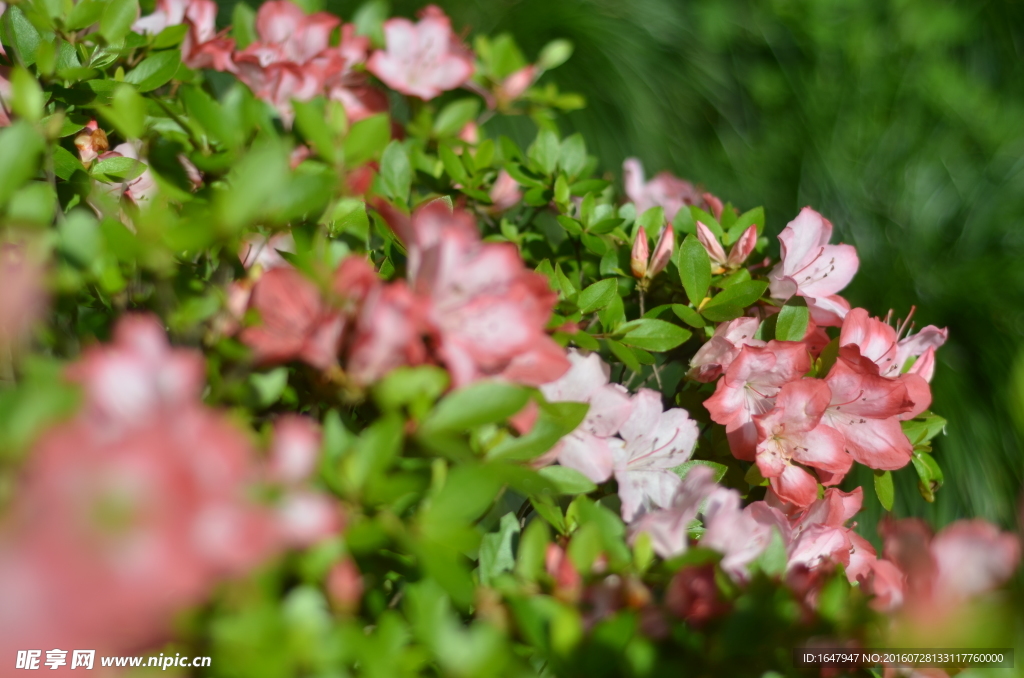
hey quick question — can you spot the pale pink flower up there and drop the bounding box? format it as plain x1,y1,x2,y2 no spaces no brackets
629,465,718,558
133,0,236,72
768,207,859,326
366,5,474,100
610,389,699,521
345,280,428,387
622,158,711,223
538,350,633,482
688,317,765,384
327,558,363,613
267,415,321,485
495,65,536,107
0,66,10,126
703,341,811,460
66,314,205,428
489,169,522,212
702,490,788,581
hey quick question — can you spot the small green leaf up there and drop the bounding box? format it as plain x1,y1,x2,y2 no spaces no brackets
478,513,520,586
699,303,745,323
873,470,895,511
100,0,139,44
729,205,765,240
10,66,45,122
152,23,189,49
672,304,705,328
605,338,641,373
124,49,181,92
66,0,106,30
420,381,530,435
91,155,147,182
673,460,728,483
619,318,692,352
527,129,559,175
538,466,597,495
0,122,45,207
231,1,257,49
433,98,479,137
678,234,711,305
2,6,41,66
249,368,288,408
538,39,574,70
438,144,468,184
578,278,618,314
775,298,810,341
704,280,768,311
343,113,390,166
558,133,586,178
379,140,411,202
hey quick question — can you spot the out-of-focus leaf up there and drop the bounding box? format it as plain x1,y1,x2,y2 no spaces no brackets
420,381,530,436
124,49,181,92
434,98,479,137
100,0,138,44
0,122,45,207
478,513,520,586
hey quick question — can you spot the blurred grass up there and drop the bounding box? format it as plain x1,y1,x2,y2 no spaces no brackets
232,0,1024,534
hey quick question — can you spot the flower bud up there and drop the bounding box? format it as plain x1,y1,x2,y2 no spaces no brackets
73,121,109,167
647,225,675,280
726,224,758,268
630,226,649,279
696,221,726,265
327,558,363,614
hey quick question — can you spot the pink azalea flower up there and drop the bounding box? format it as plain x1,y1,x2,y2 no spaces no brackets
327,558,364,613
754,379,851,507
497,65,536,105
629,465,718,558
0,316,278,655
386,201,570,387
821,353,915,470
785,487,862,571
345,279,428,387
878,517,1020,618
622,158,714,223
253,0,339,63
366,5,474,100
610,389,699,521
239,267,344,370
539,349,633,482
66,314,205,427
489,169,522,212
702,490,789,581
696,221,758,272
267,415,322,485
768,207,859,326
133,0,236,72
703,341,811,460
630,224,675,284
687,316,765,383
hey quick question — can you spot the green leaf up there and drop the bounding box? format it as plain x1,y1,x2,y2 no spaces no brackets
538,39,573,70
619,318,692,352
438,143,468,184
152,23,189,49
678,234,711,305
91,155,147,182
379,140,411,202
100,0,138,44
231,1,257,49
673,460,728,483
816,337,840,378
538,466,597,495
124,49,181,92
555,214,582,236
66,0,106,30
372,366,449,414
911,451,943,502
901,411,948,446
729,206,765,240
293,98,336,161
704,280,768,311
527,129,559,175
100,84,146,138
530,496,566,534
672,304,705,328
249,368,288,408
873,469,895,511
2,6,41,66
558,133,587,178
756,528,788,576
420,381,530,436
343,113,390,166
52,145,84,181
637,206,664,234
605,338,641,373
10,66,45,122
699,303,745,323
478,513,520,586
515,518,550,581
578,278,618,314
433,98,480,137
775,298,810,341
0,122,45,207
487,401,588,462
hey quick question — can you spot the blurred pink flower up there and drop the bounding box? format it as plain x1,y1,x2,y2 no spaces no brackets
489,169,522,212
133,0,236,71
239,267,344,370
629,465,718,558
622,158,713,223
385,201,570,387
267,415,321,485
367,5,474,100
0,315,278,656
768,207,859,326
0,67,10,127
344,279,428,387
67,314,205,427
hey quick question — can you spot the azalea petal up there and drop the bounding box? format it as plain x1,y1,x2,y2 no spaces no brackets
840,307,898,371
931,520,1021,600
833,416,912,470
771,464,819,507
556,432,615,483
696,221,727,264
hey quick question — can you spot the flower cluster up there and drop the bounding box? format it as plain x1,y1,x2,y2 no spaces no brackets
238,202,570,389
693,208,947,506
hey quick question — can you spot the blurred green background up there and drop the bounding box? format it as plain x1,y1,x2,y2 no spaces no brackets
228,0,1024,535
